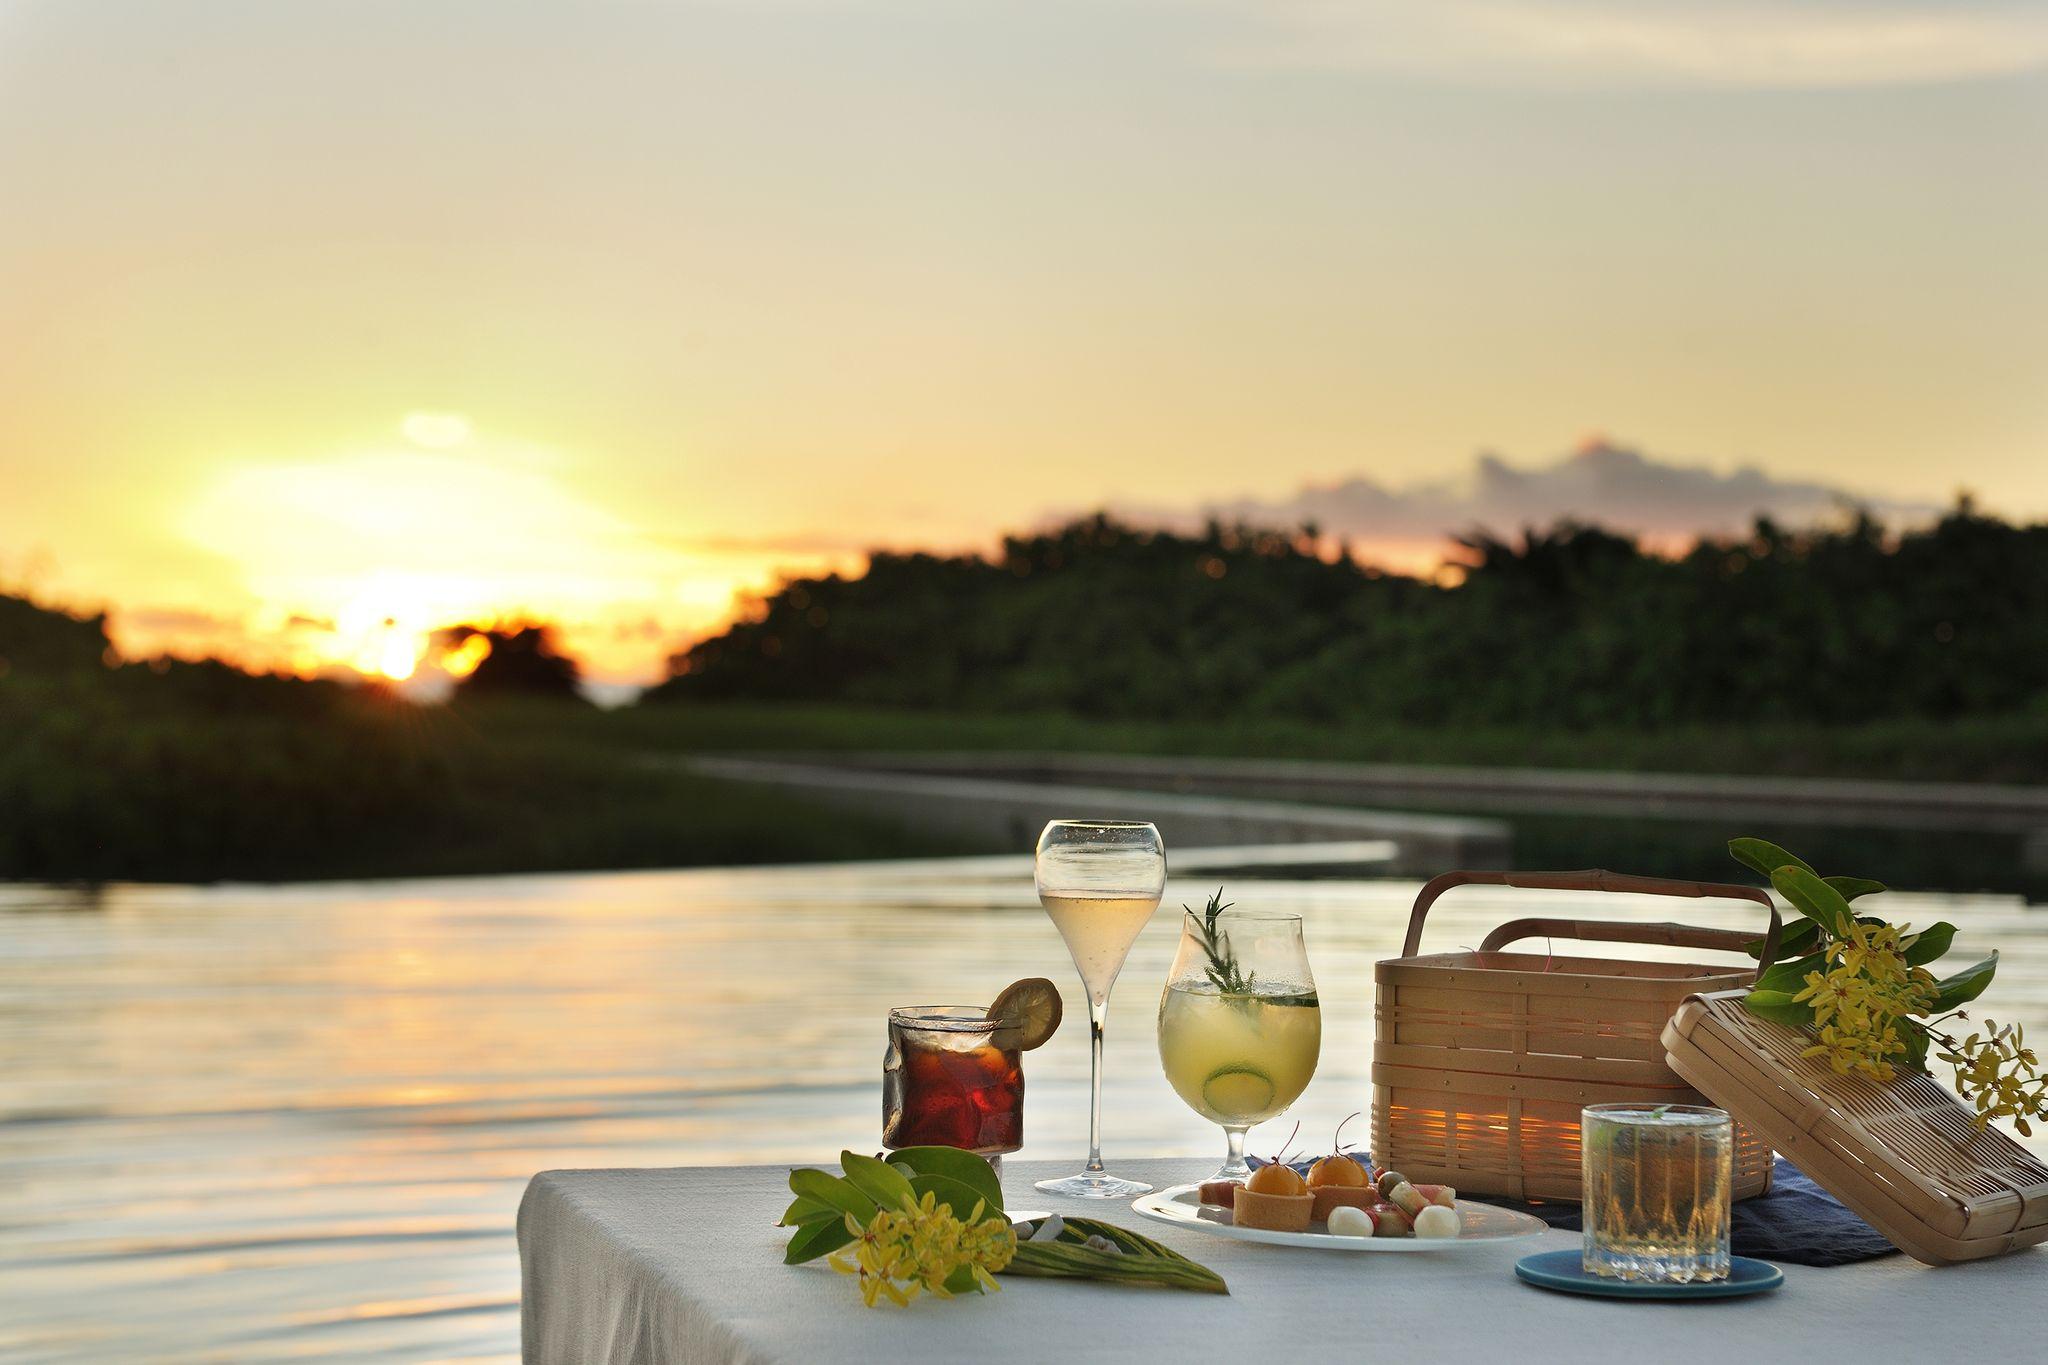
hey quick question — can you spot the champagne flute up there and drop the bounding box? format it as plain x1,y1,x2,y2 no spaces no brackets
1158,904,1319,1182
1034,819,1165,1198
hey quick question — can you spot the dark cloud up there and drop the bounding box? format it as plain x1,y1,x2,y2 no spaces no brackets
1130,440,1940,551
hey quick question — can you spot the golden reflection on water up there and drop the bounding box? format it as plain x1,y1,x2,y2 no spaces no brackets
2,861,2042,1358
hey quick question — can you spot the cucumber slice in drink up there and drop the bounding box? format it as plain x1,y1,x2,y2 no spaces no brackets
1201,1064,1275,1117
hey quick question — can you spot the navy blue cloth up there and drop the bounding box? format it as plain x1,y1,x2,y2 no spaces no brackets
1248,1154,1896,1267
1476,1158,1896,1267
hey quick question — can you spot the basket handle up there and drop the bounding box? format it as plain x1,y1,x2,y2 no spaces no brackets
1401,869,1783,979
1480,917,1763,958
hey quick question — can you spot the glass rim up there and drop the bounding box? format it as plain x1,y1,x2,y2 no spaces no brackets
889,1005,1011,1031
1182,908,1302,925
1582,1102,1730,1123
1041,818,1160,831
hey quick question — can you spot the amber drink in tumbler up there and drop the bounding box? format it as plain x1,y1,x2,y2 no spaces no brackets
883,1007,1024,1155
1582,1103,1733,1282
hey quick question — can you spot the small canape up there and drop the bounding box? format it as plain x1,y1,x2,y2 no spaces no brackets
1198,1180,1241,1208
1369,1201,1411,1236
1306,1151,1370,1189
1234,1162,1313,1233
1311,1184,1378,1222
1305,1150,1375,1223
1412,1182,1457,1209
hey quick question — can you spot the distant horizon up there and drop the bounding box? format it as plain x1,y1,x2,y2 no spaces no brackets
4,433,2008,700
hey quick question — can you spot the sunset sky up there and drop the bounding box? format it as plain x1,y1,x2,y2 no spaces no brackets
3,1,2044,689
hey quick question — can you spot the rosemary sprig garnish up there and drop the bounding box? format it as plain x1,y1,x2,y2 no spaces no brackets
1187,887,1255,996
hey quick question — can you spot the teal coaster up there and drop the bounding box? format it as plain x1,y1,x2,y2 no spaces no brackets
1515,1250,1783,1299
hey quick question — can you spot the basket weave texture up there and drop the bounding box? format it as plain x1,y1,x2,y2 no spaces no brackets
1665,989,2048,1264
1371,869,1780,1203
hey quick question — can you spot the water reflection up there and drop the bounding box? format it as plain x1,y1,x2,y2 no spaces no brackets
2,862,2041,1358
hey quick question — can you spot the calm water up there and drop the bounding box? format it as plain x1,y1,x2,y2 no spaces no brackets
3,858,2043,1360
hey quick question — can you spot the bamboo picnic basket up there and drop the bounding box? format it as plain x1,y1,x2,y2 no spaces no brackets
1371,869,1781,1202
1665,989,2048,1264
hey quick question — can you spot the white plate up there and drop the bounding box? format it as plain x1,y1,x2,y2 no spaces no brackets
1131,1185,1549,1250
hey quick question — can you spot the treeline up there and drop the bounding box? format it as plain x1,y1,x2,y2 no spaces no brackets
0,597,954,880
650,506,2048,727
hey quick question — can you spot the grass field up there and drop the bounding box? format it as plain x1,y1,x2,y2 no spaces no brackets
0,684,981,883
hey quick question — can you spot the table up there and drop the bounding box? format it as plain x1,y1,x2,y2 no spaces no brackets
520,1158,2044,1364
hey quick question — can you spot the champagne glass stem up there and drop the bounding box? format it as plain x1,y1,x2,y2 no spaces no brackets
1219,1125,1251,1181
1084,996,1107,1173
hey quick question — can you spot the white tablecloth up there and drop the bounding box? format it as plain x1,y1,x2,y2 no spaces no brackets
519,1158,2045,1364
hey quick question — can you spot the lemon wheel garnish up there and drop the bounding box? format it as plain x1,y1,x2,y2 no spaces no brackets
1201,1064,1275,1117
988,977,1063,1050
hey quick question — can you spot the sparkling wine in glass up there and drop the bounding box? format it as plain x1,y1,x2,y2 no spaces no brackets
1033,819,1165,1198
1158,903,1320,1182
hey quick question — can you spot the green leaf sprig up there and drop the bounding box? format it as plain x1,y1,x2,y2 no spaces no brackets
1004,1215,1227,1294
779,1146,1227,1297
1187,887,1255,996
1730,836,2039,1133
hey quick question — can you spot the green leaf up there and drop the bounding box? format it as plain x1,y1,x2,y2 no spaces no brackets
1753,951,1825,996
1743,989,1815,1028
1904,922,1957,967
788,1167,877,1224
1745,919,1819,960
779,1195,837,1227
1058,1217,1197,1263
1771,866,1855,938
907,1173,1001,1225
1898,1018,1931,1074
783,1214,856,1265
840,1150,917,1212
1729,838,1816,881
1932,953,1999,1012
942,1264,983,1295
880,1146,1004,1213
1007,1240,1228,1294
1824,875,1887,902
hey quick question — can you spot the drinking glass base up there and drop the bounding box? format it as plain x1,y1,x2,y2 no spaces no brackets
1034,1171,1154,1199
1582,1247,1731,1283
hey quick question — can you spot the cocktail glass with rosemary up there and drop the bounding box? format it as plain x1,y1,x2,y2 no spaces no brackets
1158,894,1321,1182
1034,819,1166,1198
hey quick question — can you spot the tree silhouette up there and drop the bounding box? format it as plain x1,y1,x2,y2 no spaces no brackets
646,501,2048,729
449,624,583,700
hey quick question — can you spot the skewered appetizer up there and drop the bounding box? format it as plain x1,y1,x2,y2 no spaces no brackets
1199,1155,1462,1239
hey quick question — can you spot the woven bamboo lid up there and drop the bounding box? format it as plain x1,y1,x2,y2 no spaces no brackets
1665,989,2048,1264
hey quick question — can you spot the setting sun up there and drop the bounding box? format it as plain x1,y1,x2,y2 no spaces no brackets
133,420,861,688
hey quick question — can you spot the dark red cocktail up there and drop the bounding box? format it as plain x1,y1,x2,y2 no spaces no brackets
883,1006,1024,1154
